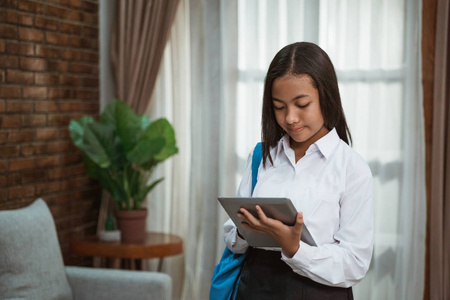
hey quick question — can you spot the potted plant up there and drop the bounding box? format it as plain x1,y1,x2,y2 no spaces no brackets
68,99,178,242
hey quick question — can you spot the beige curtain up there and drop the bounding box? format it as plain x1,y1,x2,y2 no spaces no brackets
110,0,180,113
429,0,450,299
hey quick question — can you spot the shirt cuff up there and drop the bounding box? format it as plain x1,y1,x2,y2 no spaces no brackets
281,241,313,270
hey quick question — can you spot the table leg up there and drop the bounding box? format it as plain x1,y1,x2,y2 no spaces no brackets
157,258,164,272
112,258,121,269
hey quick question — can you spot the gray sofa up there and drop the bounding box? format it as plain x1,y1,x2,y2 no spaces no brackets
0,198,172,300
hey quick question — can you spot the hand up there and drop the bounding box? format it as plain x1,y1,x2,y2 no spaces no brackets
237,205,303,258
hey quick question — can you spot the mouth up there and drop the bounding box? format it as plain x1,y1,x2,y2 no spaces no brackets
289,126,305,133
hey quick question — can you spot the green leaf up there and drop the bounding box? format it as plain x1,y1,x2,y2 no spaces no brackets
134,177,164,209
126,137,165,166
69,116,94,148
143,118,178,162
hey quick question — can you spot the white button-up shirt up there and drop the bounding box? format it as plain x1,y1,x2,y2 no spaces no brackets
224,128,374,288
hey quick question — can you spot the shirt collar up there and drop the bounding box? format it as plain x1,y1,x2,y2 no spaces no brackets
313,128,340,159
277,128,340,160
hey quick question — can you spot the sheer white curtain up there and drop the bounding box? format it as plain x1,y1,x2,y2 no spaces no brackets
146,0,237,299
231,0,426,299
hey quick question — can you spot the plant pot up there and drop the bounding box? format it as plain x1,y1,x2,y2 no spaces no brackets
115,209,148,243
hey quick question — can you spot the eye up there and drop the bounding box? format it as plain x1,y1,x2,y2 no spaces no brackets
273,105,284,111
297,103,309,109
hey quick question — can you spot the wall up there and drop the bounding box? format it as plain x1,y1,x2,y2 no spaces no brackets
0,0,101,266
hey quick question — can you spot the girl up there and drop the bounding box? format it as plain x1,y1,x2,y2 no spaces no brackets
223,42,373,300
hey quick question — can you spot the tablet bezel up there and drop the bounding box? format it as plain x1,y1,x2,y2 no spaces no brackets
218,197,317,247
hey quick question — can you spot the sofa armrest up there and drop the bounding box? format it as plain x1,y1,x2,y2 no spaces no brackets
65,266,172,300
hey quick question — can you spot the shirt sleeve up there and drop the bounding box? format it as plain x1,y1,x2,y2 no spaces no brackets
223,150,253,254
281,158,374,288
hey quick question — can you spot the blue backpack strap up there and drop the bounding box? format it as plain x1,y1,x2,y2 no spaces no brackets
251,142,262,193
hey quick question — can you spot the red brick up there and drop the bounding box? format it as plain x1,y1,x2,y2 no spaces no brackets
0,174,21,187
9,158,36,171
36,155,61,167
0,101,4,113
70,37,98,49
22,115,47,127
35,128,60,140
0,86,21,98
35,16,59,31
83,26,97,38
0,55,19,68
47,141,71,153
19,27,44,42
9,186,36,199
7,11,34,26
48,115,72,126
6,42,34,56
0,160,7,173
70,63,96,74
23,86,48,99
59,75,82,86
0,41,5,53
36,45,60,58
67,11,82,21
83,1,98,13
0,24,17,39
46,5,69,18
8,130,34,143
48,88,71,99
0,145,20,158
47,167,72,179
83,12,98,25
35,73,58,85
60,0,83,8
81,51,98,63
21,143,46,156
1,0,17,9
0,116,21,129
6,70,34,84
0,132,7,144
60,128,70,139
18,0,45,14
46,32,70,46
6,100,34,113
82,77,98,87
74,90,98,99
35,101,59,112
71,164,87,176
36,181,61,194
61,153,82,164
48,61,69,72
22,170,47,184
60,49,82,61
20,57,46,71
60,22,82,35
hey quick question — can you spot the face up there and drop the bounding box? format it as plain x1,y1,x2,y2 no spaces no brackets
272,74,329,149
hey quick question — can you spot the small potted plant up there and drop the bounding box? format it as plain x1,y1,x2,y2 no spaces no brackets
68,99,178,242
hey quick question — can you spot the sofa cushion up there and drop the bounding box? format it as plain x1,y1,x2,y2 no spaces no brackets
0,199,73,300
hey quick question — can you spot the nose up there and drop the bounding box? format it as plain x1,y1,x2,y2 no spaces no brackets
285,107,299,125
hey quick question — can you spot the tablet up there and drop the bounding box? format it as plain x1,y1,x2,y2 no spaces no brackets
218,197,316,247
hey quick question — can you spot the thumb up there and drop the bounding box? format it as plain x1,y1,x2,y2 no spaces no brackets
295,212,303,228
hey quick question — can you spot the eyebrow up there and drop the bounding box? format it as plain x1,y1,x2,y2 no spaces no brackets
272,94,309,103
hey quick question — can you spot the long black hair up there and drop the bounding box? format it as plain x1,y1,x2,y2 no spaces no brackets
261,42,352,166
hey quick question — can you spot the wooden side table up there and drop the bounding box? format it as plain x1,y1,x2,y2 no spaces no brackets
71,232,183,271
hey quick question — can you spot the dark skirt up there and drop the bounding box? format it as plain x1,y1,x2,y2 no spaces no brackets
235,248,353,300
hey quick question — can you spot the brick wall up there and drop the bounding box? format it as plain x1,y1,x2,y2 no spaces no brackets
0,0,102,266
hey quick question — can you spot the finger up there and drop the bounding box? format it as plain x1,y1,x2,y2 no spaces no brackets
255,205,268,222
294,212,304,229
239,208,259,225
